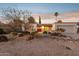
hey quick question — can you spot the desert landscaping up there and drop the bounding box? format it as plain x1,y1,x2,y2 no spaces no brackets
0,32,79,56
0,3,79,56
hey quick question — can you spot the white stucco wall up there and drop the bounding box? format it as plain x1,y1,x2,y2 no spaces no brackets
55,23,77,33
52,24,55,30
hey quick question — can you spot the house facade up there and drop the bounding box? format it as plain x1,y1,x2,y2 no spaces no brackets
35,22,79,33
37,24,53,32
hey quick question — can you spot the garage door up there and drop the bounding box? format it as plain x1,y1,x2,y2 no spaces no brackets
58,25,76,33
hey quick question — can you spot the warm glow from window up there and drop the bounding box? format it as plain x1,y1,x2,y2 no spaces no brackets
41,26,44,29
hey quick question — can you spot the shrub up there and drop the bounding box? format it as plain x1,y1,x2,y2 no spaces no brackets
48,32,51,34
0,28,6,34
56,28,65,32
51,32,61,36
0,35,8,42
24,31,30,35
43,31,47,34
18,33,24,37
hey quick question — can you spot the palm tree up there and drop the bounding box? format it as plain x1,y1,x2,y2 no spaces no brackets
54,12,59,31
54,12,59,22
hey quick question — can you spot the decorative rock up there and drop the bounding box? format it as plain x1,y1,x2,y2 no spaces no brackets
65,46,72,50
26,35,34,41
11,32,17,36
18,33,24,37
0,35,8,42
63,36,72,41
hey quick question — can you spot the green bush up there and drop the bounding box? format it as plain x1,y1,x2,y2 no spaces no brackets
56,28,65,32
0,28,6,34
43,31,47,34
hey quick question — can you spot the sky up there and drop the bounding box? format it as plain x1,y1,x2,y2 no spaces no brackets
0,3,79,23
0,3,79,14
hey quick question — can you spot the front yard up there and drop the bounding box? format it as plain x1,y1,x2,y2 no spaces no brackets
0,33,79,56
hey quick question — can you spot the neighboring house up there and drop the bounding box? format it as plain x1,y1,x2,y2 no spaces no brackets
55,22,78,33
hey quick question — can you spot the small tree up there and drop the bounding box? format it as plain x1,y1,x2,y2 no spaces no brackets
39,16,41,24
54,12,59,31
28,16,35,23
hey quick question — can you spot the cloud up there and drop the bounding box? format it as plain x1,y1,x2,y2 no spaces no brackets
28,6,49,13
32,12,79,22
60,12,79,19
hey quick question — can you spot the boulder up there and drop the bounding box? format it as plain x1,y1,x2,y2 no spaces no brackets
0,35,8,42
65,46,72,50
26,35,34,41
64,36,72,41
11,32,17,36
18,33,24,37
51,32,61,36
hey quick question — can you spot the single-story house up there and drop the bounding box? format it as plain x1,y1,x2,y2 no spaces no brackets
34,21,79,33
31,16,79,33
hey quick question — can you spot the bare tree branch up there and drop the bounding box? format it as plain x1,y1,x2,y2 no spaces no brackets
1,8,31,23
0,8,32,32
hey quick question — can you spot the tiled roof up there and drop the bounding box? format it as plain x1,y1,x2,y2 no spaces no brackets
37,24,52,27
55,22,78,24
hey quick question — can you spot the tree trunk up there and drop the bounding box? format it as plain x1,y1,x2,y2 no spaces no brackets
56,16,57,22
21,24,25,32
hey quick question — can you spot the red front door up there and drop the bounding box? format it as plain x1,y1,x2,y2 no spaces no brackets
37,28,42,32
